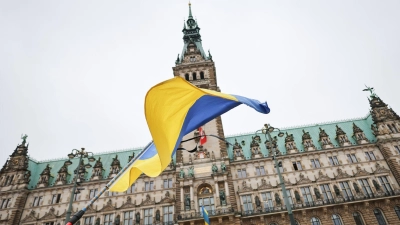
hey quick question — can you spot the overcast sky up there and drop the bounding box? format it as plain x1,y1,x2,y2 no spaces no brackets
1,0,399,164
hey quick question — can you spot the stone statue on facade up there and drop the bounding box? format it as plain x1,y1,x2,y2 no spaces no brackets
212,164,218,173
155,210,161,221
179,168,185,178
373,180,381,191
114,215,120,225
95,218,100,225
255,196,261,207
275,193,281,205
353,182,360,193
21,134,28,146
314,187,321,199
333,185,341,196
135,212,140,224
294,191,301,203
221,162,226,172
185,195,191,210
187,166,194,177
219,190,226,205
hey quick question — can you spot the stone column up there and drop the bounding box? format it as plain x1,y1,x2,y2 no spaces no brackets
180,186,184,211
224,180,230,196
190,186,194,210
215,182,220,207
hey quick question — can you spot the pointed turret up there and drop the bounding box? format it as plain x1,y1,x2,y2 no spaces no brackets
175,2,209,64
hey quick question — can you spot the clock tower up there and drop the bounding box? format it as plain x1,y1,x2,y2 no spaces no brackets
173,3,240,224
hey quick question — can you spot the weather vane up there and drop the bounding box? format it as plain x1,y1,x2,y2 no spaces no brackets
362,85,377,98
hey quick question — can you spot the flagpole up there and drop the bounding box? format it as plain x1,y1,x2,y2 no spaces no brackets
65,141,153,225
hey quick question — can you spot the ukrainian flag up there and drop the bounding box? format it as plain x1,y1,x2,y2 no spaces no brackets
109,77,270,192
202,206,210,225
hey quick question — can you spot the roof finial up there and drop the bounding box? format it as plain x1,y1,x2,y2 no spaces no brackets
188,1,193,19
363,85,377,98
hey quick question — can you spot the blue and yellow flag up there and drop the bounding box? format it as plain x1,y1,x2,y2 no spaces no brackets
109,77,270,192
202,206,210,225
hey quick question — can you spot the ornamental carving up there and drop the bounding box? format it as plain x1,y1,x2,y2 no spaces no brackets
21,210,38,222
109,155,121,177
353,165,370,177
39,207,57,220
194,145,210,160
238,181,252,193
296,173,313,185
100,199,115,212
315,170,332,182
258,178,273,190
233,139,244,160
335,168,351,179
119,196,136,209
140,194,155,206
159,191,174,204
373,162,390,174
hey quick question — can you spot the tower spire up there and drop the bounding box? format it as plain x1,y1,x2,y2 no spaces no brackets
188,1,193,19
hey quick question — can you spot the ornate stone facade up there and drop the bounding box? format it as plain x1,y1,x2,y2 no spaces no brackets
1,4,400,225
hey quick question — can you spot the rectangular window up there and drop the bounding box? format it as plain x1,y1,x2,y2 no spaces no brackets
123,211,134,225
347,154,358,163
44,222,55,225
89,189,97,199
358,179,373,197
144,208,153,225
74,192,81,201
284,190,293,206
256,166,266,176
33,196,43,207
145,181,154,191
163,206,174,224
1,198,10,209
365,151,376,160
328,156,339,165
378,176,393,194
395,146,400,154
83,216,94,225
292,161,302,171
237,169,247,178
300,187,313,205
320,184,334,203
310,159,321,168
164,179,173,188
241,195,253,213
104,213,114,225
261,192,273,211
339,181,353,200
127,184,135,194
51,194,61,204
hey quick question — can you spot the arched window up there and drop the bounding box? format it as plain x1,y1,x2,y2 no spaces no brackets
269,223,277,225
394,206,400,219
353,212,365,225
200,71,205,79
393,124,399,133
8,175,14,185
374,208,387,225
310,217,320,225
192,72,197,80
332,214,343,225
387,124,394,133
184,73,189,81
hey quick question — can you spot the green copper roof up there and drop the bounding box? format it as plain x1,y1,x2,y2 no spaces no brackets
27,147,177,190
225,113,376,160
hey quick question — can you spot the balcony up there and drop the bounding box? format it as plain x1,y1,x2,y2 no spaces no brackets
177,208,235,221
240,191,400,217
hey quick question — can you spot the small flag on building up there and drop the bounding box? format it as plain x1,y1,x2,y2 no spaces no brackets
198,127,207,145
202,206,210,225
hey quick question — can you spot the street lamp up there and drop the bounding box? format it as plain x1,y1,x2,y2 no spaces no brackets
65,148,95,223
261,124,296,225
